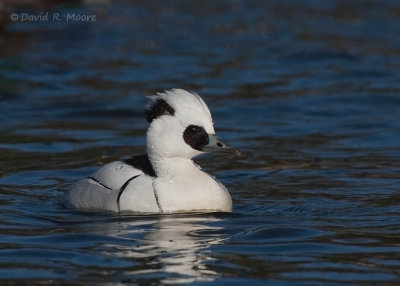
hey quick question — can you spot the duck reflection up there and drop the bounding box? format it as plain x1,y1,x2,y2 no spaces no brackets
103,214,226,284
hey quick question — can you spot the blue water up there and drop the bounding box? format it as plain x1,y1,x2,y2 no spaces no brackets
1,0,400,284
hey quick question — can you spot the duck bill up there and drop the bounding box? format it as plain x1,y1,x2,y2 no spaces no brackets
202,134,242,157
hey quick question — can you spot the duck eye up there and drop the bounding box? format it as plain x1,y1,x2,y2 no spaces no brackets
183,125,209,151
188,125,201,133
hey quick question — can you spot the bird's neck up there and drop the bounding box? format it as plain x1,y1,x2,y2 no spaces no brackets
150,156,202,178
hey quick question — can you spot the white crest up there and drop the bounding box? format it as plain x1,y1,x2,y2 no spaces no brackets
148,89,215,134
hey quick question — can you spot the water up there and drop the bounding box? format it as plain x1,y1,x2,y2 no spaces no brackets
1,0,400,284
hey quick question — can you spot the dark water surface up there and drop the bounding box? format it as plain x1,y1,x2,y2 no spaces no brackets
1,0,400,285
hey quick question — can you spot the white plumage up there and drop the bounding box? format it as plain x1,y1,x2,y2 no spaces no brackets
64,89,240,214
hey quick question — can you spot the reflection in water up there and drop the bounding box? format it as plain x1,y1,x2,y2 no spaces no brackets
103,215,224,284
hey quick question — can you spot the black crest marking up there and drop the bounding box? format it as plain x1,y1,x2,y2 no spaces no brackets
145,99,175,123
123,154,156,177
183,125,209,151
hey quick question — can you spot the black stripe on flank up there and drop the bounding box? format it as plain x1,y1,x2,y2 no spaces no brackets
88,177,112,191
117,175,140,212
153,187,163,213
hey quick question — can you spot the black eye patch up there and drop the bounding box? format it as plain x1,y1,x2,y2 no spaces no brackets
145,99,175,123
183,125,209,151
